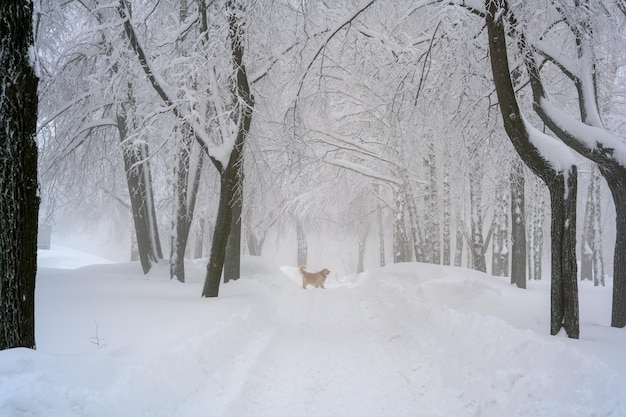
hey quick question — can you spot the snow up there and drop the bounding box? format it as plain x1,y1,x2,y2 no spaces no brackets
524,116,578,173
1,246,625,416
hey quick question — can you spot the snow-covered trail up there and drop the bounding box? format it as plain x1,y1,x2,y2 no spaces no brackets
220,286,444,417
3,255,625,417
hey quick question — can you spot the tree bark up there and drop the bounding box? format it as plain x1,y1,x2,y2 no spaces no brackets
510,159,526,287
224,170,242,283
492,176,509,277
170,131,205,282
0,0,39,350
469,156,486,273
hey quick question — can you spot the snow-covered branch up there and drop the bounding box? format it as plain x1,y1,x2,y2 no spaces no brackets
325,158,401,186
295,0,379,98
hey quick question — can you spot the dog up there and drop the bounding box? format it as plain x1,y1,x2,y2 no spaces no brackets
299,265,330,289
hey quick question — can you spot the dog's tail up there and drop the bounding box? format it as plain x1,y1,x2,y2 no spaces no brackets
298,265,306,275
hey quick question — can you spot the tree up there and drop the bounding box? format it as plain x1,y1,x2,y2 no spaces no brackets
514,0,626,328
581,166,604,286
510,159,526,288
37,0,164,274
485,0,579,338
0,0,39,350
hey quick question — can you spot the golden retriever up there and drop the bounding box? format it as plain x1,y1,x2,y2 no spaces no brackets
299,265,330,289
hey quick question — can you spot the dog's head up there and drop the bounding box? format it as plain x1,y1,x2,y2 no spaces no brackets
321,268,330,277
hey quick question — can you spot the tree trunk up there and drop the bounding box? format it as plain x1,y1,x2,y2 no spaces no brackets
548,169,579,338
393,189,412,263
442,150,451,266
224,169,242,283
492,175,509,277
423,137,440,264
357,227,368,274
202,169,238,297
377,198,385,267
296,220,307,267
117,115,162,274
194,218,206,259
0,0,39,350
246,221,265,256
510,159,526,287
602,164,626,327
469,157,486,273
528,177,545,282
581,167,604,285
454,215,464,267
170,132,205,282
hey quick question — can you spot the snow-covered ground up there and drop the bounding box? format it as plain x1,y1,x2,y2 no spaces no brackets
1,245,625,416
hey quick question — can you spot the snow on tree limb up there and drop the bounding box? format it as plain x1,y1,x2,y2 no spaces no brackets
537,97,626,166
325,158,401,186
116,0,234,171
523,115,577,172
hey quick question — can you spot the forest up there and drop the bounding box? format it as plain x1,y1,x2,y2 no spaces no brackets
2,0,626,350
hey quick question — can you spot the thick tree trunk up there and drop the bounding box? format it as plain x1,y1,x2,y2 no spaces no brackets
548,169,579,338
602,164,626,327
0,0,39,350
202,169,237,297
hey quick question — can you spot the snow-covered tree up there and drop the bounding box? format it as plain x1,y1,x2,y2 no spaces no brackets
484,0,580,338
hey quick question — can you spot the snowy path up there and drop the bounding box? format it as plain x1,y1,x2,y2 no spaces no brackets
219,286,442,417
2,256,625,417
